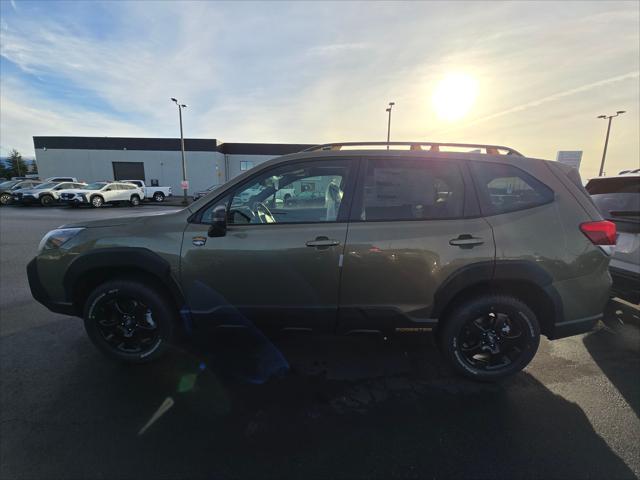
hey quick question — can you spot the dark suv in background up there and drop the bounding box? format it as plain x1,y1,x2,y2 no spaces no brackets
27,142,615,381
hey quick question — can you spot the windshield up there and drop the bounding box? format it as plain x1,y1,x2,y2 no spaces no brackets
34,182,57,190
84,182,108,190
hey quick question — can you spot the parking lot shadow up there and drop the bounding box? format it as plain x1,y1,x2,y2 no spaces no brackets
1,321,636,480
583,321,640,418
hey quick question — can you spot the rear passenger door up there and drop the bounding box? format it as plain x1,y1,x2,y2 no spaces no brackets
338,156,495,333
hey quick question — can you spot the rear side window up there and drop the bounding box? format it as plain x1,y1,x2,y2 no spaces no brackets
471,162,553,215
360,158,465,221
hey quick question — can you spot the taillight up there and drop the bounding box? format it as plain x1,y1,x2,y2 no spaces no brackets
580,220,617,246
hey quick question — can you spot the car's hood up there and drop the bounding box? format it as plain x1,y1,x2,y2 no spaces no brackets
62,208,184,229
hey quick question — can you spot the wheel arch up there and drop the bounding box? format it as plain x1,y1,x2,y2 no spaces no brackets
63,248,185,316
432,260,562,338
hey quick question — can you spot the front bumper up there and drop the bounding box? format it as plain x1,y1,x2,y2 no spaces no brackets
26,258,77,315
60,197,88,205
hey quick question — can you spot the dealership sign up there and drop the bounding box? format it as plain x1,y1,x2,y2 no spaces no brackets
556,151,583,170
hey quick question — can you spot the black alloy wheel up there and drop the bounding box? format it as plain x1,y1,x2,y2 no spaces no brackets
457,311,530,371
440,294,540,381
91,295,160,355
83,280,175,363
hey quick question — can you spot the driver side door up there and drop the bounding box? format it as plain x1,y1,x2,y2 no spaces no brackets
180,158,358,333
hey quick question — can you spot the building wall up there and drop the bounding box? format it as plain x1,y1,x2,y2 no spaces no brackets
225,154,278,180
35,148,226,194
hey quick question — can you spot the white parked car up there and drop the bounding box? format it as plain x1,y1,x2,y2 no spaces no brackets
59,181,144,208
121,180,172,202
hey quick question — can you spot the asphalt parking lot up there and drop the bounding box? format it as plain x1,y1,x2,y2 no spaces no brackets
1,205,639,480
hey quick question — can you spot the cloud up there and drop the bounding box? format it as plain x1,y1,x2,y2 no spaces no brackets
457,71,640,129
0,0,637,176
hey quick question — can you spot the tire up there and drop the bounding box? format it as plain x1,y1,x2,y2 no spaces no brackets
90,195,104,208
439,294,540,381
0,193,11,205
40,194,54,207
129,195,141,207
153,192,165,202
83,279,176,363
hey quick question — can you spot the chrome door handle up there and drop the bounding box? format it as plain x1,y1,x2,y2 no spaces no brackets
449,234,484,248
306,236,340,248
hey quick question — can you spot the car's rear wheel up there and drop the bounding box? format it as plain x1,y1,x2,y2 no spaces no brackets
153,192,165,202
40,194,54,207
0,193,12,205
129,194,141,207
83,280,176,363
439,294,540,381
90,195,104,208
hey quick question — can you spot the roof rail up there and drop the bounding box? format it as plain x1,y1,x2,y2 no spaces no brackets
302,141,523,156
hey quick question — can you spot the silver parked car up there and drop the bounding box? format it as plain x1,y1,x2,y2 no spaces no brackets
13,181,87,206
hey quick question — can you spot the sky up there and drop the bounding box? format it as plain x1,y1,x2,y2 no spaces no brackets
0,0,638,178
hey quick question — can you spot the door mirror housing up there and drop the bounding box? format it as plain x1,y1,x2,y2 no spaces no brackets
208,205,227,237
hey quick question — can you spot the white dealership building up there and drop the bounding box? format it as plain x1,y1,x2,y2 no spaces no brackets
33,136,314,194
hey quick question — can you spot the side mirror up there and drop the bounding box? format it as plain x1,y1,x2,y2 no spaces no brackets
208,206,227,237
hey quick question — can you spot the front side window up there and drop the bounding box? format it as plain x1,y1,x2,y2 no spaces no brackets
199,160,352,225
85,182,107,190
471,162,553,215
360,158,465,221
35,182,57,190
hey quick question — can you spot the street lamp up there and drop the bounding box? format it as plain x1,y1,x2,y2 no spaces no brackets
597,110,625,177
171,97,189,204
386,102,395,150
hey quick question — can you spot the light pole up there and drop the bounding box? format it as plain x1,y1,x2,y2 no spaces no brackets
597,110,625,177
386,101,395,149
171,97,189,204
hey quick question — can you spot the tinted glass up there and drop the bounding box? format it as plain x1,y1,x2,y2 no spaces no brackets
360,158,465,221
198,161,351,225
471,162,553,215
35,182,57,189
200,195,231,224
229,161,350,224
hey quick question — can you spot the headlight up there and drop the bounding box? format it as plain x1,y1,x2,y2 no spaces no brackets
38,228,85,253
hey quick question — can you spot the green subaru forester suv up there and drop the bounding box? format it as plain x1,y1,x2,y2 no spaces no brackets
27,142,615,381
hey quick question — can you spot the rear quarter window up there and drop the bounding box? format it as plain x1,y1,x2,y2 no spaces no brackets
471,162,554,215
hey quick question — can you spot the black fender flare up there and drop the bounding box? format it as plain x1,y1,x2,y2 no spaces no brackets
431,260,562,323
63,247,185,308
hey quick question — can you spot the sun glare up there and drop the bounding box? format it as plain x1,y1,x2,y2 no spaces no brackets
432,73,478,121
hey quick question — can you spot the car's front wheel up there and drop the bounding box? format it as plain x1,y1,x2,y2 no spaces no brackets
40,194,54,207
439,294,540,381
83,279,176,363
90,195,104,208
0,193,12,205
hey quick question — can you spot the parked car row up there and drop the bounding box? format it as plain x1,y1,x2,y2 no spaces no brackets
0,178,171,207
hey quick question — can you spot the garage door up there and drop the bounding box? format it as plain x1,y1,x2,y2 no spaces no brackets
112,162,145,181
